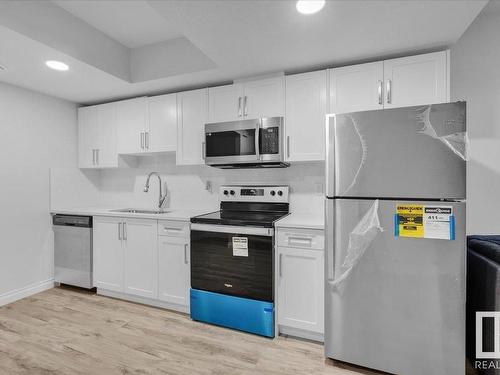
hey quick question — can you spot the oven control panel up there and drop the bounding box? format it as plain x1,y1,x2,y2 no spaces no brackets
220,185,289,203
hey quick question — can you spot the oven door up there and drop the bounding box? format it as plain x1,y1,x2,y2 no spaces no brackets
190,224,274,302
205,119,260,165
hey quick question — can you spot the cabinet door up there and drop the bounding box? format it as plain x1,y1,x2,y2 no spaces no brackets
93,217,123,292
78,106,98,168
117,97,148,154
329,61,384,114
277,247,324,333
176,88,208,165
158,236,190,306
148,94,177,153
95,102,117,168
123,219,158,299
383,51,449,108
285,71,327,162
243,77,284,119
208,84,243,122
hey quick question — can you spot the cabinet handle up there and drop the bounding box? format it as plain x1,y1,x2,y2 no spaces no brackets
123,222,127,240
386,79,392,104
286,136,290,158
145,132,149,149
238,97,242,117
118,222,122,240
92,149,95,165
140,132,144,149
184,244,188,264
202,142,206,160
378,80,383,105
164,227,182,232
96,149,99,165
243,96,248,116
279,253,283,277
288,236,313,247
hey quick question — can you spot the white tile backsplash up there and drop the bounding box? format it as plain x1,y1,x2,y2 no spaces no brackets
51,153,325,215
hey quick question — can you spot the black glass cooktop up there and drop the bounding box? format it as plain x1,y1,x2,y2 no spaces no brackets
191,210,289,228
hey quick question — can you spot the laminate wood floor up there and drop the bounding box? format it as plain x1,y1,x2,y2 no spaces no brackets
0,287,382,375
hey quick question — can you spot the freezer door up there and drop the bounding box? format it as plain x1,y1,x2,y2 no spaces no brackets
326,102,466,199
324,198,465,375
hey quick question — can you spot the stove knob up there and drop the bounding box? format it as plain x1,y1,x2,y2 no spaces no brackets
278,190,283,196
270,190,276,196
223,190,229,195
230,190,235,196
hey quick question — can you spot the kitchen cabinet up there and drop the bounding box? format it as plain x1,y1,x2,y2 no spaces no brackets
93,217,124,292
158,221,190,309
208,76,284,122
94,217,157,299
176,88,208,165
123,219,158,299
147,94,177,153
329,50,449,114
329,61,384,114
276,227,324,341
116,97,148,154
285,70,328,162
382,51,449,108
78,102,118,168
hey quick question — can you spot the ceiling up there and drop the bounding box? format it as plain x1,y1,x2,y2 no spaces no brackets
0,0,489,105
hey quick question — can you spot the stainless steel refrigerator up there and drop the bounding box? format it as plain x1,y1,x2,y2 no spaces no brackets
325,102,467,375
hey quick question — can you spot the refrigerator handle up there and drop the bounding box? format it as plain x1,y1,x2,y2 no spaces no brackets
325,199,335,281
325,115,335,197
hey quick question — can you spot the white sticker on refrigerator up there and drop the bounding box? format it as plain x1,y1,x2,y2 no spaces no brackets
423,206,454,240
232,237,248,257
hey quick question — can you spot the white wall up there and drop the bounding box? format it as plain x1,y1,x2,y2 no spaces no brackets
451,1,500,234
0,82,77,303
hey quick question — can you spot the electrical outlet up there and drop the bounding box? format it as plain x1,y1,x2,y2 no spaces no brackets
206,180,212,192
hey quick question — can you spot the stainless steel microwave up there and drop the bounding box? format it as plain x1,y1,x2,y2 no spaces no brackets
204,117,289,168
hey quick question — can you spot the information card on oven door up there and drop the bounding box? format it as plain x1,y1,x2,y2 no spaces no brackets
232,237,249,257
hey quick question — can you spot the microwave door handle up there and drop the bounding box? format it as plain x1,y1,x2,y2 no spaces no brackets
255,121,260,160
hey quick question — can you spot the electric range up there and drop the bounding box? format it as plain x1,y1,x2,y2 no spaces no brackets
189,185,289,337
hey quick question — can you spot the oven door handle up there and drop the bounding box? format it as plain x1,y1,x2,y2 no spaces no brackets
191,223,274,237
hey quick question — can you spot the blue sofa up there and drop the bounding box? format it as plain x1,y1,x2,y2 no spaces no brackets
467,235,500,374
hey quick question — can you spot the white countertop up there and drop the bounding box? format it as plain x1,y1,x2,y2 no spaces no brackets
50,207,208,221
275,212,324,230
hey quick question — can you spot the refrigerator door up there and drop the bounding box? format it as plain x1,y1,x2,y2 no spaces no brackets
324,198,465,375
326,102,466,199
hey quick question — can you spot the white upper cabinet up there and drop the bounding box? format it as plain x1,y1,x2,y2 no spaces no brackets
208,84,243,123
208,77,284,122
176,88,208,166
78,102,119,169
147,94,177,153
383,50,449,108
329,61,384,114
117,97,148,154
285,70,327,162
243,77,284,119
329,51,449,114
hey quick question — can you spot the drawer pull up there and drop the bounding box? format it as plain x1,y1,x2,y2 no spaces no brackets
163,227,182,231
288,236,313,246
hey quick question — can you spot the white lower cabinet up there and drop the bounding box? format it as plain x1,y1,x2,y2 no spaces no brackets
123,219,158,299
93,217,190,313
276,227,324,341
158,236,190,307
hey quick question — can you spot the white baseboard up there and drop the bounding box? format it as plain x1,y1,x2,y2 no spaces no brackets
0,279,54,307
97,289,189,314
278,325,324,343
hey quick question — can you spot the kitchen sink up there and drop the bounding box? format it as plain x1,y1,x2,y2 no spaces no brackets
109,208,170,214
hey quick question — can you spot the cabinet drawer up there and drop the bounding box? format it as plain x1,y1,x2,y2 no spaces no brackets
158,220,190,238
277,228,324,250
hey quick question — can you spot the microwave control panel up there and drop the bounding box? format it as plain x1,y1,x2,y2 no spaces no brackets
260,127,279,155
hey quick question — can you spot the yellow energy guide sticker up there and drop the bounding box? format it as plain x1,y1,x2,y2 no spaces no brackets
396,205,424,238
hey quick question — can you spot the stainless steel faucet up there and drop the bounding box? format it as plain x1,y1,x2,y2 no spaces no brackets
144,172,167,210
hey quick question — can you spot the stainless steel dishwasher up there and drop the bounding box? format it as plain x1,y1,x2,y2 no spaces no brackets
53,215,93,289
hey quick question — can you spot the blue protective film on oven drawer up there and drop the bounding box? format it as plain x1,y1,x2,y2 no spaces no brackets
190,289,274,338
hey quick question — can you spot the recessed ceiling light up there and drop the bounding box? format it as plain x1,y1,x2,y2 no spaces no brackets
296,0,325,15
45,60,69,71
